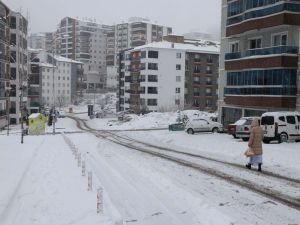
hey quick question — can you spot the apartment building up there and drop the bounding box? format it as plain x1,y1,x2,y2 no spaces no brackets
107,17,173,67
118,38,219,113
0,1,10,129
37,52,83,107
106,18,172,91
9,11,28,125
219,0,300,126
55,17,109,92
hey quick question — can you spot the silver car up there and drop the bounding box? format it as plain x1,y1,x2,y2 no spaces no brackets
185,118,223,134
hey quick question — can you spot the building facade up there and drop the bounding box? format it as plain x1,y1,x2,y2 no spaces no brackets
118,39,219,113
9,11,28,125
219,0,300,126
0,1,10,129
55,17,109,92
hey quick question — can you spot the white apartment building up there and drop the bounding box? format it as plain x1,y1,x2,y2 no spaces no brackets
119,40,219,113
39,53,82,107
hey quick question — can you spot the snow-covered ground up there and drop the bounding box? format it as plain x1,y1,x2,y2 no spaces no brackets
0,108,299,225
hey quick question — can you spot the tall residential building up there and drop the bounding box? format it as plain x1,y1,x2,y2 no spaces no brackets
106,17,172,94
107,17,173,67
9,11,28,125
219,0,300,126
118,37,219,113
0,1,10,129
55,17,109,92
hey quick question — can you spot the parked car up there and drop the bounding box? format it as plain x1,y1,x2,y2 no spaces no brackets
261,112,300,143
227,123,237,138
185,118,223,134
58,110,66,118
235,117,261,141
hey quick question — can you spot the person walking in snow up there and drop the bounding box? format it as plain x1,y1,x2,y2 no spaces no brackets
245,119,264,171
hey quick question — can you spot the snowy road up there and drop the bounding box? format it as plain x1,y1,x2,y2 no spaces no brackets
1,116,299,225
69,117,300,224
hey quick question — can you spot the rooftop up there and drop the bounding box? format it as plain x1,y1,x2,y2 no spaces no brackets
133,41,220,54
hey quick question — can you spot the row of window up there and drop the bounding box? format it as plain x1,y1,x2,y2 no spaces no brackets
230,33,288,54
42,82,70,87
43,75,70,81
224,87,297,96
227,2,300,26
228,0,282,17
42,89,70,94
227,69,297,86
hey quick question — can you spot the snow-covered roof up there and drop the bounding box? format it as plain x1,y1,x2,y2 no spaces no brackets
54,55,82,64
132,41,220,54
39,63,55,68
29,113,42,119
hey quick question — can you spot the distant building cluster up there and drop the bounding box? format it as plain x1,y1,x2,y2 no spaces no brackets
1,0,299,131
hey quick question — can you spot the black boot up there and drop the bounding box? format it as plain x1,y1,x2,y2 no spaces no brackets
258,163,262,172
246,163,251,169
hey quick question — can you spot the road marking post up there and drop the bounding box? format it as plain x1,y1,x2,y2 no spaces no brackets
88,171,92,191
97,187,103,213
82,161,86,176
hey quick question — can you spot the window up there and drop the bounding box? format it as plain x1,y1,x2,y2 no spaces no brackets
279,116,285,122
206,66,212,74
58,76,60,80
148,75,158,82
206,88,212,95
261,116,274,125
176,64,181,70
147,99,157,106
272,33,287,46
249,38,262,49
176,53,182,59
148,87,158,94
194,65,200,73
287,116,296,124
230,42,239,53
148,51,159,59
176,88,180,93
297,116,300,123
148,63,158,70
176,76,181,82
206,77,212,85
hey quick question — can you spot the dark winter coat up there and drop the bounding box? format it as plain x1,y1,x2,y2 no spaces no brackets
248,120,263,155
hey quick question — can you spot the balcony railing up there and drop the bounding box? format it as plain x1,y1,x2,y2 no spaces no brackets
227,2,300,26
225,46,299,60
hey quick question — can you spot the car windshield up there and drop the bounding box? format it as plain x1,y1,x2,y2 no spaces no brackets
234,119,246,125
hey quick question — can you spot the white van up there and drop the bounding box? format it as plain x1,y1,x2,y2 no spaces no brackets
261,112,300,143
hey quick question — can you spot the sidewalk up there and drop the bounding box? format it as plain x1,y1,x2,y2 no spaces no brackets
0,132,116,225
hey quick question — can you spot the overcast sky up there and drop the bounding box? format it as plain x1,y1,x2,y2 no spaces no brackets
5,0,221,37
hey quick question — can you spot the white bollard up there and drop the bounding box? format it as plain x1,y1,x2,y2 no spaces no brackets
77,153,81,167
82,161,86,176
97,187,103,214
88,171,92,191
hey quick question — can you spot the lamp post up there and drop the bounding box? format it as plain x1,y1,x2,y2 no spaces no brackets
5,87,11,136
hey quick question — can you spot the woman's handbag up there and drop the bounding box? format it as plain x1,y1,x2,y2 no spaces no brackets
244,147,254,157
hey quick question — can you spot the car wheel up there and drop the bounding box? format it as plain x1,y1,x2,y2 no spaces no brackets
187,128,194,135
263,139,270,144
212,127,219,133
242,137,249,142
279,133,288,143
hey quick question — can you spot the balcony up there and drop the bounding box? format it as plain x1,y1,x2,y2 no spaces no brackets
225,46,299,60
194,92,200,96
227,2,300,26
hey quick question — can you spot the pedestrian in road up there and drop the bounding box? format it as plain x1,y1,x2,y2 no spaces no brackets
245,119,264,171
